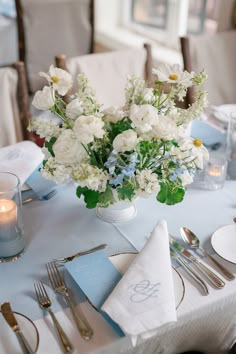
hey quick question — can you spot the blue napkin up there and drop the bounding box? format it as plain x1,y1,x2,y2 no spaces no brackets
65,251,124,337
25,164,56,198
191,120,226,146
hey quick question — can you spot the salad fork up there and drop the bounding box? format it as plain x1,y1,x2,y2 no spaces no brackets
53,243,107,266
34,282,73,353
46,262,93,340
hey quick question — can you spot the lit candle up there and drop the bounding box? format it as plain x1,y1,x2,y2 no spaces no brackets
207,166,222,177
0,199,17,241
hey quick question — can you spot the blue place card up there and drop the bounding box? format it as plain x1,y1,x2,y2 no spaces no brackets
191,120,226,146
25,164,56,198
65,251,124,337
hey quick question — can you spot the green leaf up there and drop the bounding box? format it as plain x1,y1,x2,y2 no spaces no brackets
76,186,100,209
117,182,135,201
107,118,132,142
98,187,113,208
157,181,185,205
45,137,57,157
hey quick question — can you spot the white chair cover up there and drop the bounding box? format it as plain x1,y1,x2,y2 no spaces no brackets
0,67,23,147
189,30,236,105
21,0,93,92
66,48,147,109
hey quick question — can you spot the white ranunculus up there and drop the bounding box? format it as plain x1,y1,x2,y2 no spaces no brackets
129,104,158,133
40,65,72,96
73,115,105,145
102,106,125,123
32,86,55,110
151,115,178,140
152,64,193,87
53,129,87,165
66,98,83,119
113,129,139,153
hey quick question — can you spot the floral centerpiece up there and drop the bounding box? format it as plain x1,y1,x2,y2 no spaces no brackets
30,63,208,210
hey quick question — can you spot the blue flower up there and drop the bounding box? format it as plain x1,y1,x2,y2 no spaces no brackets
110,173,124,186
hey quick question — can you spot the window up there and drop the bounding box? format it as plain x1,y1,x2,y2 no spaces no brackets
124,0,220,48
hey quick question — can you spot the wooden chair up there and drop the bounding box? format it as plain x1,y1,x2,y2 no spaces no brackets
55,43,153,108
0,61,33,147
15,0,94,93
180,31,236,107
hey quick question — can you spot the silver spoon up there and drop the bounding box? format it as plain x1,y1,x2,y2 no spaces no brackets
180,227,235,281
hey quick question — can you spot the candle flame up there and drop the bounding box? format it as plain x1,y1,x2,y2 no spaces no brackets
0,205,6,212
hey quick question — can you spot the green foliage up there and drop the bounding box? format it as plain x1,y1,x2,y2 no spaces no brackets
45,137,57,157
157,181,185,205
117,179,136,201
76,186,99,209
98,187,113,207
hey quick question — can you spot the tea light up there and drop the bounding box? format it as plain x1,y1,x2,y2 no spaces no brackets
207,166,222,177
0,199,17,241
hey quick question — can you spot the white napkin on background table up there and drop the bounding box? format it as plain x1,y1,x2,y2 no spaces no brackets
0,141,44,186
102,220,177,342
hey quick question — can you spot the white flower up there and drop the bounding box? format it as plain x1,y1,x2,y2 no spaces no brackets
73,163,109,192
42,157,72,184
151,115,178,140
73,115,105,144
175,138,209,169
129,104,158,133
53,129,87,165
179,170,194,186
102,106,125,123
40,65,72,96
32,86,55,110
113,129,139,153
136,169,160,194
142,88,154,102
30,118,61,141
66,98,83,119
153,64,193,87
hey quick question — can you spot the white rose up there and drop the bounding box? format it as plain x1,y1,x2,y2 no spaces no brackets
73,115,105,144
102,106,125,123
66,98,83,119
113,129,139,153
32,86,55,110
130,104,158,133
151,115,178,140
53,129,87,165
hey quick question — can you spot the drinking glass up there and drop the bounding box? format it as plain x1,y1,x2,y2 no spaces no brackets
0,172,25,262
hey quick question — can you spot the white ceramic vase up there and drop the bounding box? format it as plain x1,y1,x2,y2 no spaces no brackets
96,200,137,223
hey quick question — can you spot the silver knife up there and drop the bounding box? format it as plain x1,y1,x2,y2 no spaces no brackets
169,235,225,289
1,302,35,354
170,246,209,295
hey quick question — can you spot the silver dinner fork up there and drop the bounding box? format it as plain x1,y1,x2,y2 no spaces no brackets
53,244,107,266
46,262,93,340
34,282,73,353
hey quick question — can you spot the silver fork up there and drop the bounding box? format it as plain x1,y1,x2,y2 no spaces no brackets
53,244,107,266
34,282,73,353
46,262,93,340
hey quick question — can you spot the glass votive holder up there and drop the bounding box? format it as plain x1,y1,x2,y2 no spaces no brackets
0,172,25,262
203,156,227,190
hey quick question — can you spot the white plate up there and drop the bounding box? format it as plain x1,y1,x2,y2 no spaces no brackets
109,253,185,309
212,104,236,123
211,224,236,264
0,311,39,354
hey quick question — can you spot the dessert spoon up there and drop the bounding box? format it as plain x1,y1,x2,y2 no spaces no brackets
180,227,235,281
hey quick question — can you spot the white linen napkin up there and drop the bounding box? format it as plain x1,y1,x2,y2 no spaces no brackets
102,220,177,341
0,140,44,186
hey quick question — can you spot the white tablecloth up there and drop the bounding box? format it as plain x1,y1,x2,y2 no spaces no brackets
0,182,236,354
